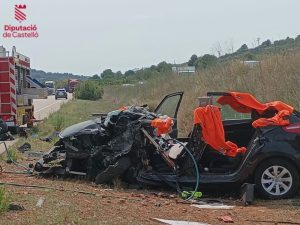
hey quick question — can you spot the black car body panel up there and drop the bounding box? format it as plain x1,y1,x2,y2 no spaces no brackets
59,119,101,139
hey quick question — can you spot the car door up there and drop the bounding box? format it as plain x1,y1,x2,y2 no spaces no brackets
154,92,183,138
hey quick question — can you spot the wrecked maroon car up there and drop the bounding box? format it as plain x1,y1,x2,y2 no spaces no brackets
34,92,300,199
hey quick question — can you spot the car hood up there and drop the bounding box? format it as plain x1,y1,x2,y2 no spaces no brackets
59,118,101,139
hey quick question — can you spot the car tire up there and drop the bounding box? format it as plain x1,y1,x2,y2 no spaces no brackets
254,158,299,199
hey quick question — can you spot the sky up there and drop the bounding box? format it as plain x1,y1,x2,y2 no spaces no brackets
1,0,299,75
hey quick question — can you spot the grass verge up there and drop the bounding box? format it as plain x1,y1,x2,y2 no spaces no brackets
0,187,10,213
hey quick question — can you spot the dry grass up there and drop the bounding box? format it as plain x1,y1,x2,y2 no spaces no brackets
105,52,300,135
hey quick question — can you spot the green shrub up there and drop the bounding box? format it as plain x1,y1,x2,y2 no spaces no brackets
0,187,10,213
75,81,104,100
48,113,66,131
6,149,20,162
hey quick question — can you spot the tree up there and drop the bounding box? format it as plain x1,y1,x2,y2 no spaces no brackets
236,44,248,53
101,69,114,79
157,61,171,72
260,39,272,48
90,74,100,80
195,54,218,69
243,53,255,61
115,71,123,76
212,42,223,57
124,70,135,76
188,54,198,66
150,65,157,71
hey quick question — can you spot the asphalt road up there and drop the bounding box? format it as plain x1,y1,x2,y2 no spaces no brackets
0,93,72,155
34,93,72,120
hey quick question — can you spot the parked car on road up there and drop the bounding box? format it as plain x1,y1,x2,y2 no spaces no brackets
55,88,68,100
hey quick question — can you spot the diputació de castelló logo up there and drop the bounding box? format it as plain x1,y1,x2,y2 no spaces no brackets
2,3,39,38
15,4,27,22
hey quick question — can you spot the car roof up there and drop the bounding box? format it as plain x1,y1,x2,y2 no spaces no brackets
57,88,66,91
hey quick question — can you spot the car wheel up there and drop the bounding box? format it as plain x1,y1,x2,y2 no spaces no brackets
254,158,299,199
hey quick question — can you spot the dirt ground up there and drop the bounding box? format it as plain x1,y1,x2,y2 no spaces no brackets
1,158,300,225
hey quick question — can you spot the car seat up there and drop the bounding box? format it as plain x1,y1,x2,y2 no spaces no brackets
192,105,247,172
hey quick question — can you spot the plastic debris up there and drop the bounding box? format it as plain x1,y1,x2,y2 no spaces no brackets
181,191,202,199
8,203,25,211
152,218,210,225
36,197,45,208
218,215,234,223
191,204,234,210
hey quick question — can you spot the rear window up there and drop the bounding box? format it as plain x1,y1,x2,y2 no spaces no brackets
211,96,251,121
45,83,54,88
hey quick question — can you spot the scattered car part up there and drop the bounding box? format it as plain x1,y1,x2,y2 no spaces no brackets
17,142,31,153
240,183,255,205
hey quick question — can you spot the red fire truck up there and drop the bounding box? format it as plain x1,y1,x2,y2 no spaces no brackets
0,46,47,132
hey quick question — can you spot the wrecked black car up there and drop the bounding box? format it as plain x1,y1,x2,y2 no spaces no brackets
34,93,182,185
34,92,300,199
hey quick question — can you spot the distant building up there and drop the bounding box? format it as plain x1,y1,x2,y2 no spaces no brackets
242,61,260,68
172,66,196,74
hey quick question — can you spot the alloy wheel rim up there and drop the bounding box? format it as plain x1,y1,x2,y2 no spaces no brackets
261,165,292,196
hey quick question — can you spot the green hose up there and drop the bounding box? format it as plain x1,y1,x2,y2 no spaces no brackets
172,139,200,201
0,141,32,174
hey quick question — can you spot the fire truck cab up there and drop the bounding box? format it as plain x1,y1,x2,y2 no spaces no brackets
0,46,47,132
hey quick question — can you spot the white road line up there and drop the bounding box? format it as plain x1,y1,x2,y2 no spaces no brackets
35,101,58,113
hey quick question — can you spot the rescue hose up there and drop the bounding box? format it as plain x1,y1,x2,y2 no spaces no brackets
0,141,32,174
171,139,200,201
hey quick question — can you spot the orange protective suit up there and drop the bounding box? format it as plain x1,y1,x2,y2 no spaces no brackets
252,110,291,128
194,105,246,157
217,92,293,128
217,92,294,114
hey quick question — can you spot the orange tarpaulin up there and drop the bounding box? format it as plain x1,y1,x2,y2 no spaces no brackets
217,92,294,114
151,117,174,136
194,105,246,157
252,110,291,128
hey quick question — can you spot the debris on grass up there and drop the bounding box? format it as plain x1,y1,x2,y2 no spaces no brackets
152,218,210,225
191,201,234,210
218,215,234,223
17,142,31,153
36,197,45,208
8,203,24,211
